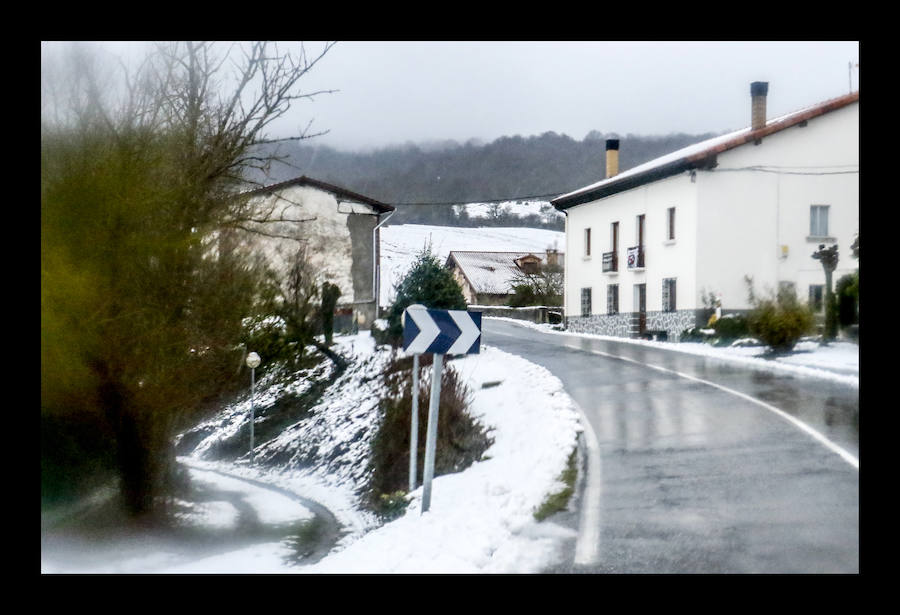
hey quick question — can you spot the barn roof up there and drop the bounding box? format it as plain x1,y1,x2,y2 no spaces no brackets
446,251,561,295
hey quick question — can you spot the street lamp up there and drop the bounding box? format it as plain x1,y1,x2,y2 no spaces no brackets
246,351,261,464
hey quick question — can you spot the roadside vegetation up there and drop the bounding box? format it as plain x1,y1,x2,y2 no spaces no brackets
41,41,337,520
533,448,578,521
369,249,494,519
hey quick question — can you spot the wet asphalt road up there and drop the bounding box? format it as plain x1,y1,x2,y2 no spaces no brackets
482,319,859,574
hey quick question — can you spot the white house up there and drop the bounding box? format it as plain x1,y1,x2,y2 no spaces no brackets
551,83,859,341
241,176,395,329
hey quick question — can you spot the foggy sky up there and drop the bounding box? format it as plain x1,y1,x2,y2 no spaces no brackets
44,41,860,152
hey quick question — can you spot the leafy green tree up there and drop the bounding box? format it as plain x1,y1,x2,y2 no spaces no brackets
41,41,335,517
385,248,467,343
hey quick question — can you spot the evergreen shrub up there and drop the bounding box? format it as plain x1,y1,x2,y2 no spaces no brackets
745,277,814,353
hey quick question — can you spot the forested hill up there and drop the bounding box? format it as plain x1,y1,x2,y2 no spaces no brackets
252,130,720,228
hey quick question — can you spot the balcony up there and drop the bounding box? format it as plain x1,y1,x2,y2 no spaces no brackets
626,245,645,269
602,251,618,272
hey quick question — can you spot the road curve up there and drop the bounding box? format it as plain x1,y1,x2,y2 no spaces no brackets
482,318,859,574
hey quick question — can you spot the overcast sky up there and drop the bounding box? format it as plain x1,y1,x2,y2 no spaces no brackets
45,41,860,152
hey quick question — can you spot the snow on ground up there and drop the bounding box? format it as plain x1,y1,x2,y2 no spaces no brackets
41,320,858,574
380,224,565,306
456,200,562,223
66,333,582,574
490,317,859,387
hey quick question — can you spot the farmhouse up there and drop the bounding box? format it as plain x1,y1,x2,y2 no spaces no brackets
241,176,395,330
446,249,563,306
552,83,859,341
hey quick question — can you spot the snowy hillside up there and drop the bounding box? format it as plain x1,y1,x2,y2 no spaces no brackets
41,332,584,574
454,200,562,224
380,224,565,307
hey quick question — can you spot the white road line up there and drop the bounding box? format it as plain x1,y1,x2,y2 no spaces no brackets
486,323,859,567
572,399,603,566
566,342,859,470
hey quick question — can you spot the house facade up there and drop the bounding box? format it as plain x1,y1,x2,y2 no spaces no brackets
552,83,859,341
243,176,395,330
446,249,563,305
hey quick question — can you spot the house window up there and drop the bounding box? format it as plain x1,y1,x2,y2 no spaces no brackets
810,205,830,237
611,221,619,253
809,284,824,312
667,207,676,240
581,288,592,317
607,284,619,315
636,214,645,246
584,228,592,257
662,278,677,312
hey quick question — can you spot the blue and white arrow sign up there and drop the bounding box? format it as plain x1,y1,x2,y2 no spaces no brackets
403,305,482,355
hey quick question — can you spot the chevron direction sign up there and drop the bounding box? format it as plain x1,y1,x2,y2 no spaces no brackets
403,305,482,355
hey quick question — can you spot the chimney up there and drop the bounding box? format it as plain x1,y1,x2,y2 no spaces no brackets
751,81,769,131
546,248,559,267
605,138,620,178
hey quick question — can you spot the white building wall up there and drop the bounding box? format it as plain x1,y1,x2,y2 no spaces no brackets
696,102,859,310
244,184,384,327
564,173,699,317
249,185,357,301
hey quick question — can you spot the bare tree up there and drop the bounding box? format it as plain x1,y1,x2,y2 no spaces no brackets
41,41,337,517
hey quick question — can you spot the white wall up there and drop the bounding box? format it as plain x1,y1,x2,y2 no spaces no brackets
564,173,699,315
696,101,859,310
247,185,381,307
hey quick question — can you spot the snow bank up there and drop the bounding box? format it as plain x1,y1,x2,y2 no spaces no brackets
299,345,582,574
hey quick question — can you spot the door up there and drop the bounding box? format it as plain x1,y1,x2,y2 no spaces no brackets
634,283,646,334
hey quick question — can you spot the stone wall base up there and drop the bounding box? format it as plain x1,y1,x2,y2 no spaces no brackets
566,309,700,342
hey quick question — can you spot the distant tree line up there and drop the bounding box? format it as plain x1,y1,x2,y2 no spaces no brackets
251,130,720,228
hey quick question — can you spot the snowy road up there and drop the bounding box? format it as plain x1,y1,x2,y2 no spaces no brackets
483,318,859,573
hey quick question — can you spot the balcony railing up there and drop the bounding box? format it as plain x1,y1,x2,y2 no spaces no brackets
602,251,618,272
626,245,645,269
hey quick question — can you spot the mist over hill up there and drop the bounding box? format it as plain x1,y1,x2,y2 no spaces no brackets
251,130,720,228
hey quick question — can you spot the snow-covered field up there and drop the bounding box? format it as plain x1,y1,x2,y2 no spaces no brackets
380,223,565,306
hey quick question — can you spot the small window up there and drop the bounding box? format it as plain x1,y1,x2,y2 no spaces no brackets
611,221,619,252
809,284,824,312
662,278,677,312
810,205,830,237
584,228,592,257
581,288,592,317
667,207,676,240
607,284,619,315
636,214,645,246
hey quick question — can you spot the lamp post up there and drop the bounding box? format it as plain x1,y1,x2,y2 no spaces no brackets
246,351,261,464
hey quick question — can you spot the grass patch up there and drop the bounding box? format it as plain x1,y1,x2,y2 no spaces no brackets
533,448,578,522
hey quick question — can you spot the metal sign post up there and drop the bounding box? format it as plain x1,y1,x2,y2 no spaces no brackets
421,352,443,513
402,305,481,513
409,354,419,492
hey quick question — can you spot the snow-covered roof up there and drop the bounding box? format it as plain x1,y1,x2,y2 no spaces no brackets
245,175,395,214
552,90,860,210
447,251,561,295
